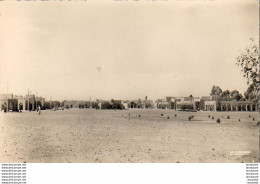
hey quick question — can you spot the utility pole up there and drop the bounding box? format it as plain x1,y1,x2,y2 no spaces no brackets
36,91,37,109
27,89,30,111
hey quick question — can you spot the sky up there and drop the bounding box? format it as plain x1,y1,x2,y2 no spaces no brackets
0,0,258,101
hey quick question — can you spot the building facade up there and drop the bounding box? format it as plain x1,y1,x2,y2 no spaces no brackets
0,94,18,112
204,100,258,111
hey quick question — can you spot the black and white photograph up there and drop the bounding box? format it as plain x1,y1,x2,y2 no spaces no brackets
0,0,259,182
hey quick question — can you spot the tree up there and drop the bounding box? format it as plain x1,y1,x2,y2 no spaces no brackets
221,90,230,98
210,85,222,96
230,90,243,101
244,84,259,103
110,99,115,109
236,38,259,92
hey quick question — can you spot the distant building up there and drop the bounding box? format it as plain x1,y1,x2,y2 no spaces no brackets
63,100,79,108
201,96,211,101
156,99,171,109
0,93,49,111
166,96,174,102
204,101,217,111
175,97,197,111
204,100,258,111
129,100,142,108
0,94,18,112
97,100,107,109
219,101,257,111
16,95,35,111
121,101,129,109
35,96,45,108
17,95,36,111
143,100,154,109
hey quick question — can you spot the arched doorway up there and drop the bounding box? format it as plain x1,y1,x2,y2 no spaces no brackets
1,102,7,111
29,103,33,110
222,104,227,111
238,105,242,111
36,101,41,108
9,102,14,111
241,104,246,111
19,103,23,111
228,104,232,111
252,104,256,111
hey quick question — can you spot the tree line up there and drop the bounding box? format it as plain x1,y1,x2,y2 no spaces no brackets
210,38,259,103
210,85,258,102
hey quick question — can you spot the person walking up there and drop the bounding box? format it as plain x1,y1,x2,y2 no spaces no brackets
37,105,41,115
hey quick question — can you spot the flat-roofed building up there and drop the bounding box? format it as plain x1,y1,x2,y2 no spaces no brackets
204,101,217,111
0,94,18,112
63,100,80,108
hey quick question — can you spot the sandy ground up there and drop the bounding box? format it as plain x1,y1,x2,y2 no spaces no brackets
0,109,258,163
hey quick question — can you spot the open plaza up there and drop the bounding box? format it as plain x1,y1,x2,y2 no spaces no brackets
0,108,258,163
